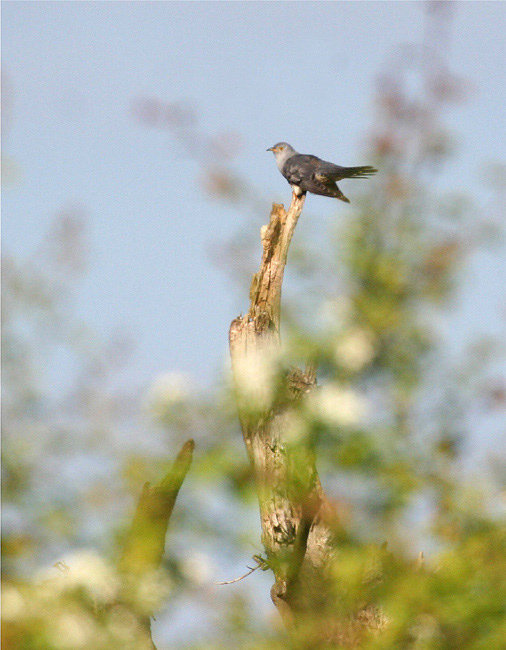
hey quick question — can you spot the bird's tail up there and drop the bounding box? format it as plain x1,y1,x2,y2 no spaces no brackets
341,165,378,179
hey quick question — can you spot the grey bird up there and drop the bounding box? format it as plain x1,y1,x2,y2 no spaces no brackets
267,142,377,203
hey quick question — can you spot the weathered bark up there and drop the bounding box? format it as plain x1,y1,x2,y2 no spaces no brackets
229,193,338,639
229,194,385,647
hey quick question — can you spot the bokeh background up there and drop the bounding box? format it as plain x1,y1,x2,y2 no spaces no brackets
3,2,506,649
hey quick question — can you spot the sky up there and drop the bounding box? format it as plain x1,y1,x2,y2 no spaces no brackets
3,1,506,393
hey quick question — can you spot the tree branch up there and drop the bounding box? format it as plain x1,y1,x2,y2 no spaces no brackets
229,192,387,647
119,439,194,577
117,439,195,649
229,192,340,632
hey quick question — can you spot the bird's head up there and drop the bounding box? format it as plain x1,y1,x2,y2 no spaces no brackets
267,142,294,156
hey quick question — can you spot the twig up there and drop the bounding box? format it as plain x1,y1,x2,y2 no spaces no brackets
214,565,259,586
214,555,268,586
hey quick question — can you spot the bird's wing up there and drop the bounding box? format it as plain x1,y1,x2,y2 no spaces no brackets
282,154,321,185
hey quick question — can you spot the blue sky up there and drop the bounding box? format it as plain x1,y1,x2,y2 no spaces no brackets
3,1,506,390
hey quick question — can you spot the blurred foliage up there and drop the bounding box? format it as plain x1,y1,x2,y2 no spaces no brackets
2,3,506,649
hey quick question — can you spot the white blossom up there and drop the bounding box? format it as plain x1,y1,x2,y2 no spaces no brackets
310,384,366,427
334,328,376,371
180,552,213,585
36,550,119,603
233,348,278,410
146,371,192,417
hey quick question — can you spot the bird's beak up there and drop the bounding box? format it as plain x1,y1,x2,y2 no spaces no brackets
266,147,274,152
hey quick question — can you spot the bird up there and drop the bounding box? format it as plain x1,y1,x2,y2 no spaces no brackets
267,142,377,203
